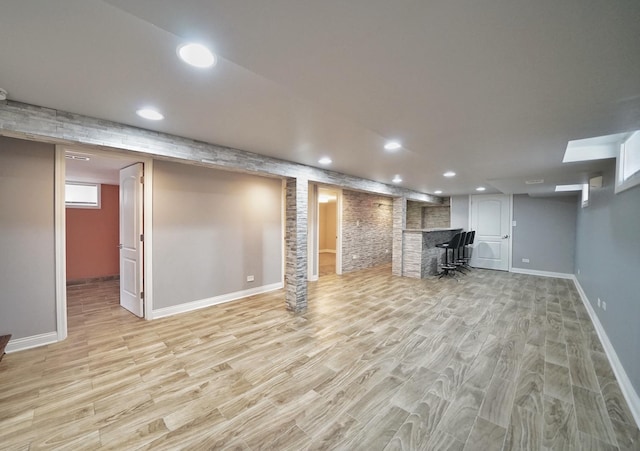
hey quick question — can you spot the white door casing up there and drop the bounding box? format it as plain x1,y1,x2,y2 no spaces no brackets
470,194,511,271
308,183,319,281
120,163,144,317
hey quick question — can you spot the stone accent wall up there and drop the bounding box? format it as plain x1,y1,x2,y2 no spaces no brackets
402,232,423,278
285,178,308,312
406,201,423,229
341,190,393,273
424,206,451,228
392,197,406,276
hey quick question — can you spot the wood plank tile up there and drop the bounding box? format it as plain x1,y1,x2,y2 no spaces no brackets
386,392,449,450
575,431,619,451
347,375,405,422
542,395,577,450
0,270,631,450
463,417,506,451
478,376,516,428
544,362,572,403
344,405,409,451
307,412,360,450
503,405,542,451
391,366,440,411
599,376,637,426
568,354,600,392
610,418,640,451
545,340,568,367
425,429,465,451
438,383,486,443
514,370,544,414
572,384,618,446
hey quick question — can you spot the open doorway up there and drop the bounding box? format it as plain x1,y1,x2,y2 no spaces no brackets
318,188,339,277
62,146,149,337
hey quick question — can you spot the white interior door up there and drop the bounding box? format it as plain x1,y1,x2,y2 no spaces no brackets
470,194,510,271
119,163,144,317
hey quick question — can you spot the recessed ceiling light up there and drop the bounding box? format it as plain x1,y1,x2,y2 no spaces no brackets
178,43,216,68
318,157,332,165
443,171,456,177
136,108,164,121
476,186,486,191
384,141,402,151
392,175,402,184
434,190,443,194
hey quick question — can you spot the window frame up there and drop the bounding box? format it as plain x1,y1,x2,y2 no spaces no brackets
65,181,101,209
615,131,640,194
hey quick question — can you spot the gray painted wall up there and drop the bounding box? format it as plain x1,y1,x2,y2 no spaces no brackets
512,194,577,274
575,162,640,395
0,137,57,339
152,161,283,309
450,195,470,230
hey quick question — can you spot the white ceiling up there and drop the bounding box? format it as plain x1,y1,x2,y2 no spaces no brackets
1,0,639,196
65,149,139,185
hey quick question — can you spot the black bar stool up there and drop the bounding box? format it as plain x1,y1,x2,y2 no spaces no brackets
436,232,463,278
454,231,470,273
461,230,475,268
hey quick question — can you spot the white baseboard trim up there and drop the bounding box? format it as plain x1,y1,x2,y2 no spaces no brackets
572,276,640,428
6,331,59,353
152,282,284,319
320,249,336,254
510,267,574,279
308,275,319,282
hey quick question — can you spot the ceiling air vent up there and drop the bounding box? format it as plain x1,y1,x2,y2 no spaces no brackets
65,152,91,161
525,179,544,185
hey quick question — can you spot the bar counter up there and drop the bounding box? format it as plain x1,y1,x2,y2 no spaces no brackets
402,228,462,278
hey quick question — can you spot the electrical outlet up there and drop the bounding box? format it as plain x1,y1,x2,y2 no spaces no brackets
512,220,517,227
597,298,601,308
577,269,581,275
522,258,530,263
246,275,255,282
602,301,607,311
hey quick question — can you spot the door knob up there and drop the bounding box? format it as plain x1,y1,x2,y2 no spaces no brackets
502,235,510,239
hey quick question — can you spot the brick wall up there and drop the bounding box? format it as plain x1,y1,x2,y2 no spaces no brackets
341,190,393,272
406,201,423,229
423,206,451,228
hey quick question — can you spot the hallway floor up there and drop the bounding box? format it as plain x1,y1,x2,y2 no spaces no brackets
319,252,336,277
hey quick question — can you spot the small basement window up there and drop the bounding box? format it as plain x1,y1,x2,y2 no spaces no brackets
65,182,101,208
616,130,640,193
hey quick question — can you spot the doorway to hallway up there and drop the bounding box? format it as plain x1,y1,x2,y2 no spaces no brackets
318,188,338,277
62,146,151,339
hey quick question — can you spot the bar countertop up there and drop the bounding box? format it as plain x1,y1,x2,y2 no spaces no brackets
403,227,462,233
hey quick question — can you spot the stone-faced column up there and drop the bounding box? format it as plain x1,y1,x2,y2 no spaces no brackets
285,177,308,312
392,197,407,276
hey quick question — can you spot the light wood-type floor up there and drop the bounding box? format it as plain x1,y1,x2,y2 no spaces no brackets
319,252,336,277
1,266,639,450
